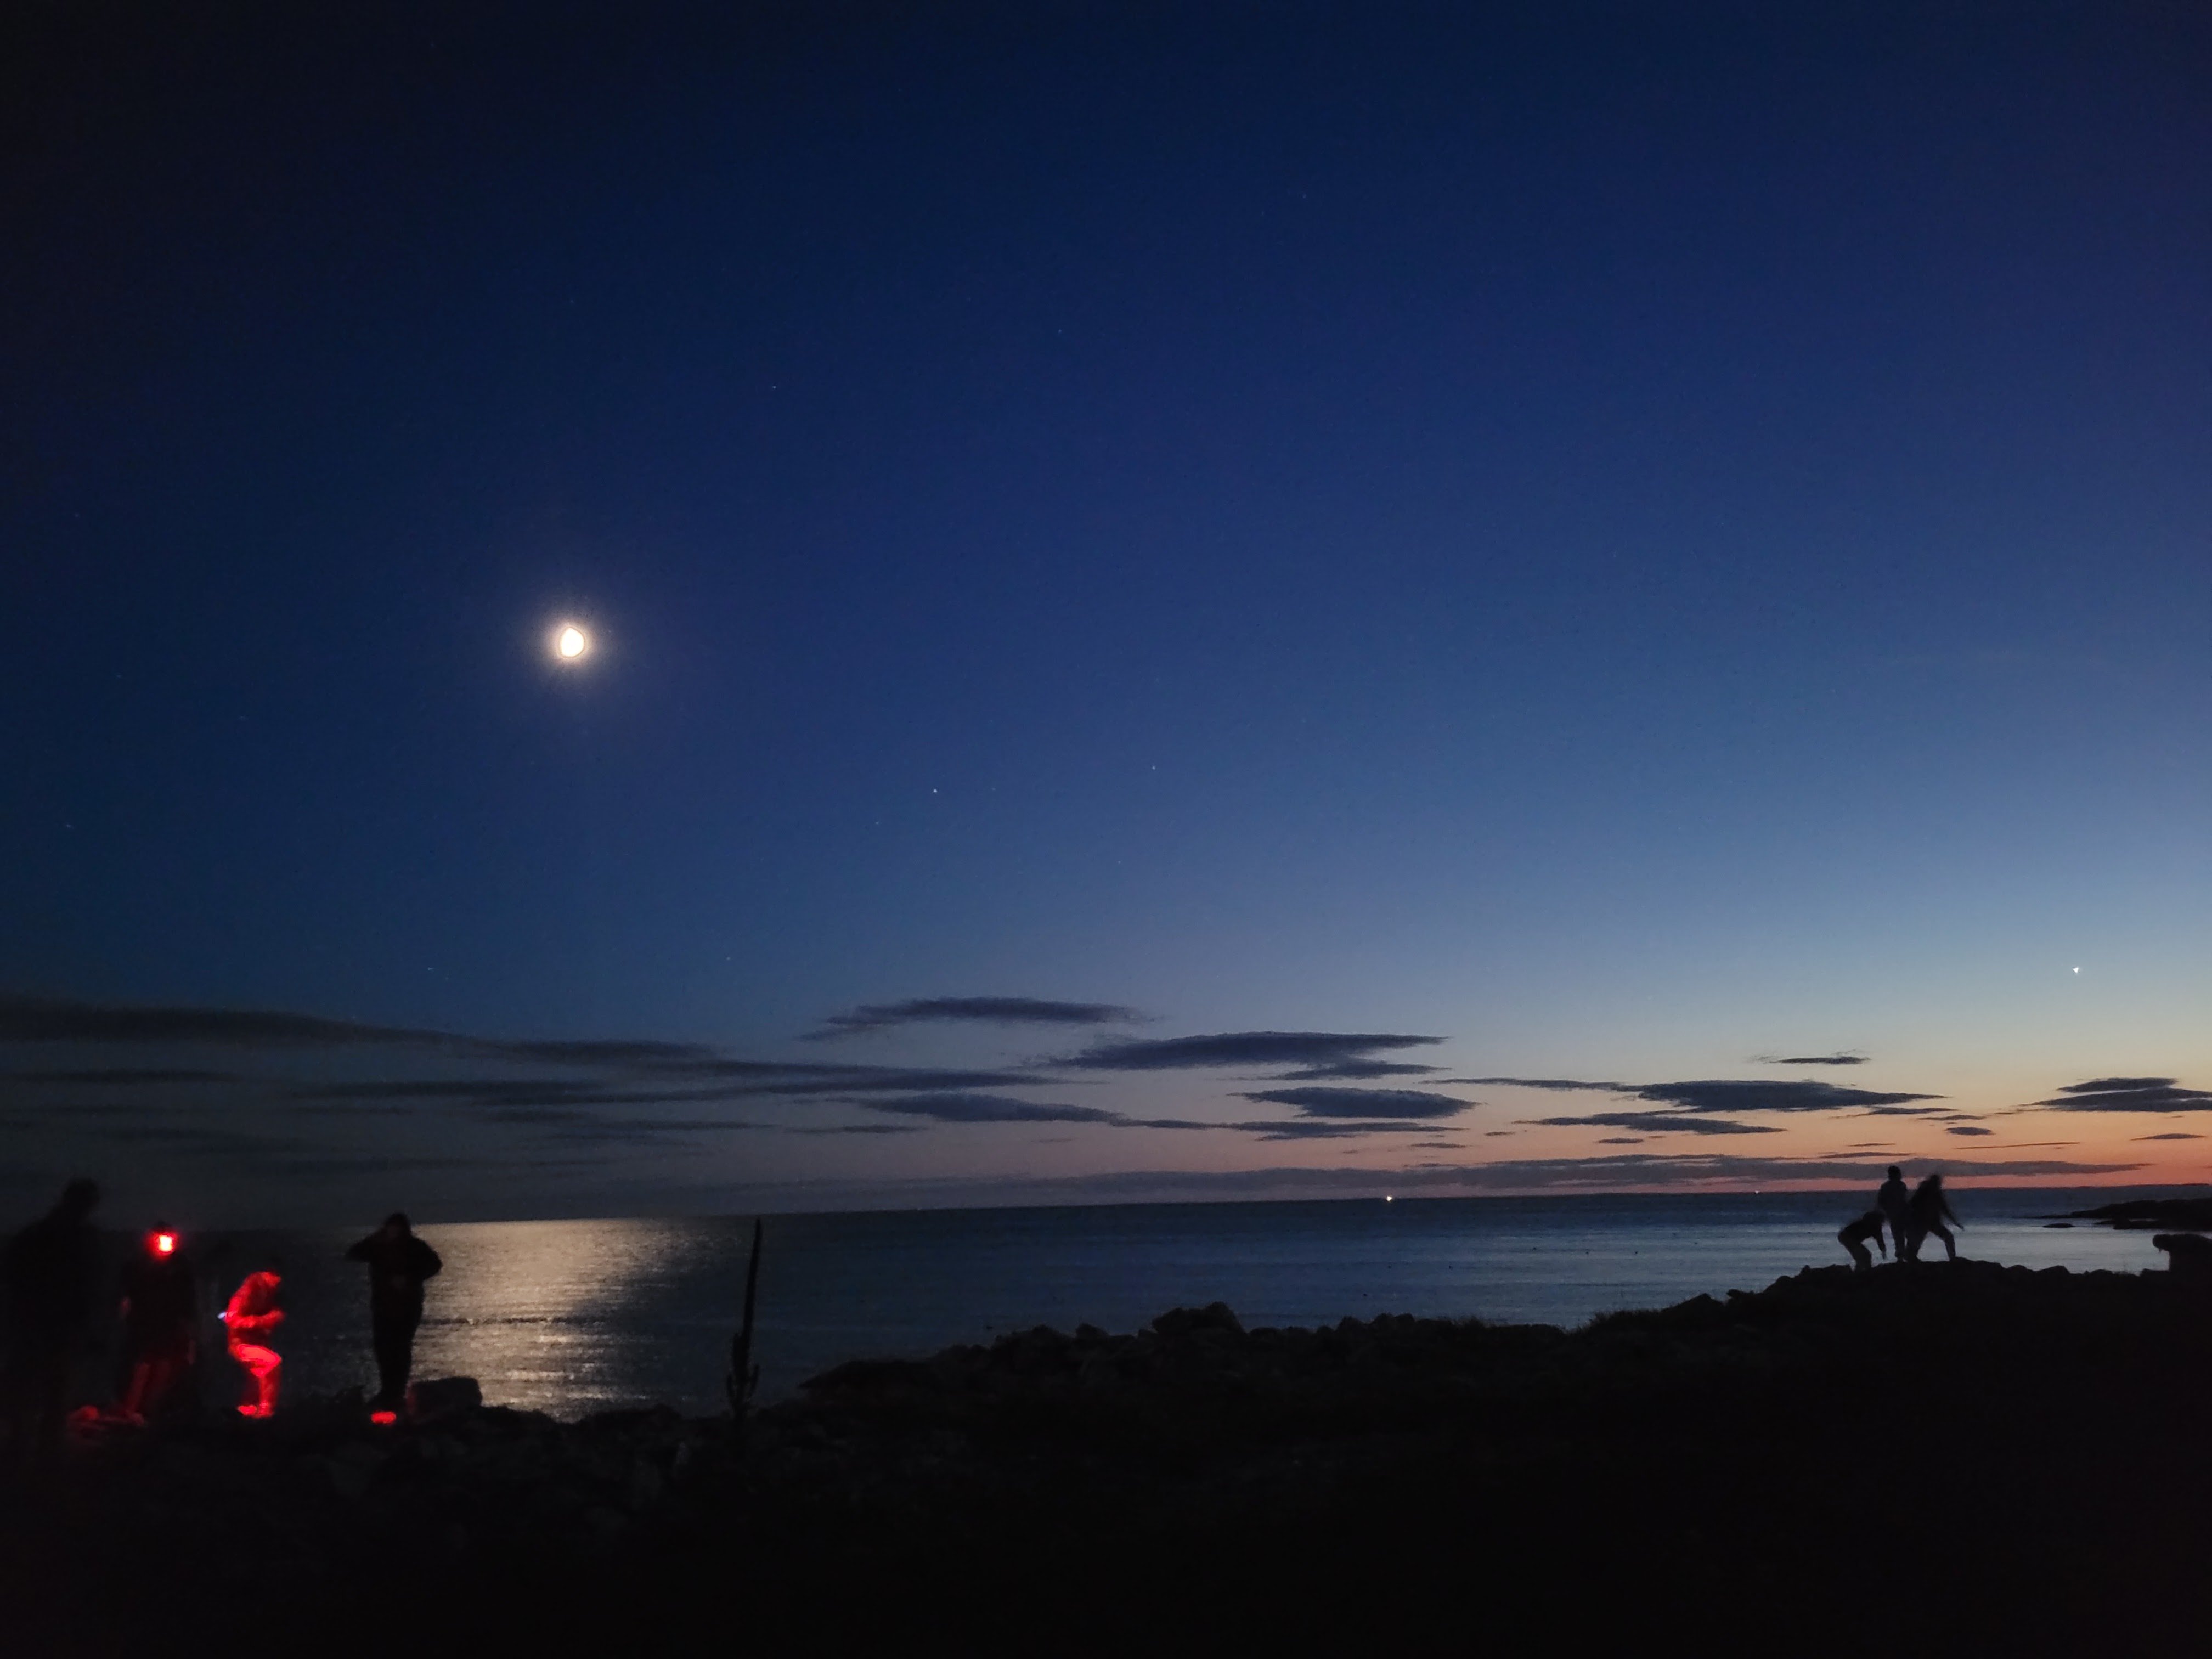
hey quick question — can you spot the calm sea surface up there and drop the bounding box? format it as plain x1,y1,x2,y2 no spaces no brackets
174,1187,2191,1418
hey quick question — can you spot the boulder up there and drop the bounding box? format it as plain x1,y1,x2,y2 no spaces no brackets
2152,1234,2212,1282
1150,1302,1244,1340
327,1441,385,1499
800,1357,942,1396
407,1376,483,1424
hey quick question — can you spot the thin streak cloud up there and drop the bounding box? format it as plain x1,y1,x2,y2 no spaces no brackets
1459,1077,1940,1113
1220,1119,1438,1141
1234,1087,1470,1120
1524,1112,1781,1136
1064,1031,1443,1073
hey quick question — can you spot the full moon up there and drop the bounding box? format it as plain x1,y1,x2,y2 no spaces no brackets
552,623,591,662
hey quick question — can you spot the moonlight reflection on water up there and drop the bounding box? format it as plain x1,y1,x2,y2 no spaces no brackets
407,1218,726,1415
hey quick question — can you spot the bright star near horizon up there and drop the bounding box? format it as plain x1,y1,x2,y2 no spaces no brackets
551,623,591,663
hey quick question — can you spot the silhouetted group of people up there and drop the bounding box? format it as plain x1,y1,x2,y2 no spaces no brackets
1838,1166,1962,1269
1,1179,442,1468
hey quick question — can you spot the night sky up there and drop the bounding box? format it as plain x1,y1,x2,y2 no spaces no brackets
5,4,2207,1226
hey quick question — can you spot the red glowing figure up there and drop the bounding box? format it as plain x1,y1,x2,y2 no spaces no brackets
221,1271,284,1419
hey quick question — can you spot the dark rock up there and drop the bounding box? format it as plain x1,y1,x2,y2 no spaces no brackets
24,1265,2212,1652
407,1376,483,1424
801,1357,943,1396
576,1404,684,1437
274,1387,371,1437
326,1441,386,1499
986,1325,1077,1376
582,1505,631,1542
1150,1302,1245,1339
2153,1233,2212,1281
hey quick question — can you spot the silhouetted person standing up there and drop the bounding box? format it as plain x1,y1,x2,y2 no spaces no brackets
2,1178,102,1467
1837,1210,1888,1271
1908,1173,1962,1262
220,1269,284,1419
1877,1166,1912,1262
346,1214,441,1413
118,1225,198,1422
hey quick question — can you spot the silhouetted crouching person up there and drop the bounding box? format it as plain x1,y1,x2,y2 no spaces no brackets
346,1214,441,1414
1838,1210,1888,1271
1908,1173,1962,1262
118,1225,198,1422
2,1178,101,1468
221,1270,284,1418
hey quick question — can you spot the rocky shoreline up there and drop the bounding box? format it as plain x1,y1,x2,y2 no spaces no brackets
9,1256,2212,1652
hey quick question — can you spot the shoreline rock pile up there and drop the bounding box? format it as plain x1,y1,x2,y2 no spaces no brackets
9,1256,2212,1651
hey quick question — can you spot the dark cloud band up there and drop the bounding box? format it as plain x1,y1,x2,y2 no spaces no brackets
0,994,718,1067
5,1068,237,1085
1066,1031,1442,1073
1221,1119,1437,1141
1236,1086,1470,1120
1458,1076,1939,1113
1526,1111,1780,1136
859,1093,1131,1126
2031,1077,2212,1113
808,997,1146,1040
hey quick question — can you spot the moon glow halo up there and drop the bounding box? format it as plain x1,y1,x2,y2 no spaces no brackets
551,623,592,663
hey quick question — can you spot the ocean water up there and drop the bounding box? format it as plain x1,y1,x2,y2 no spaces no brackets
171,1187,2190,1419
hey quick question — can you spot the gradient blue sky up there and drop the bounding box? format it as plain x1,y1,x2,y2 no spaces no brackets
4,4,2207,1224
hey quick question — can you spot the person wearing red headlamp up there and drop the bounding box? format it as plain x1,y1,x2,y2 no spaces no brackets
119,1223,198,1423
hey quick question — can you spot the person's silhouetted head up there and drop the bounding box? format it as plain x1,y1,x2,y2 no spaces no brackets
55,1177,100,1221
1887,1165,1901,1180
385,1212,411,1233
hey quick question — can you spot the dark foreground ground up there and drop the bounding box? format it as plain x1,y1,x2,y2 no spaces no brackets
6,1257,2210,1655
